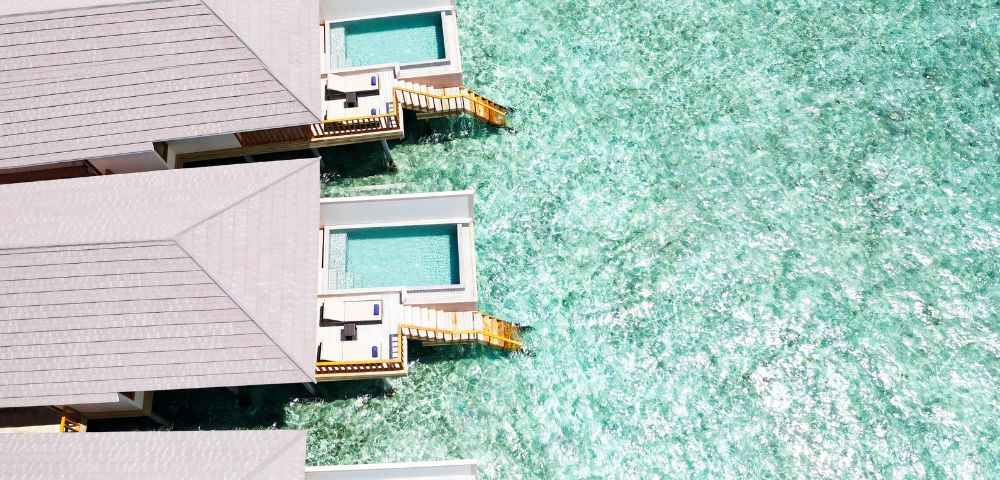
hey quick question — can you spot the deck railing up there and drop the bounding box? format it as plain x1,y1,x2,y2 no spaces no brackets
314,113,400,137
316,325,408,376
59,407,83,433
315,313,522,377
393,86,508,126
400,323,523,351
316,85,509,138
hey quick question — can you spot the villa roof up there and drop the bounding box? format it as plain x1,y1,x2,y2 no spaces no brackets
0,0,321,170
0,430,307,479
0,158,320,408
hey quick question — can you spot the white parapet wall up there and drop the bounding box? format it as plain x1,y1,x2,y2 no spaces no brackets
320,190,474,229
305,460,477,480
321,0,455,22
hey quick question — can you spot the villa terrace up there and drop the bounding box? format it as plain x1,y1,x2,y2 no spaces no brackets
313,191,522,381
0,159,521,424
0,0,509,184
208,1,511,163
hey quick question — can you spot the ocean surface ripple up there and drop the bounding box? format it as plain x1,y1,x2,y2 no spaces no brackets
293,1,999,477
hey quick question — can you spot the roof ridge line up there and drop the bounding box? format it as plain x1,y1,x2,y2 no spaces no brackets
172,240,313,382
171,158,319,381
174,158,319,239
195,0,320,123
241,430,308,480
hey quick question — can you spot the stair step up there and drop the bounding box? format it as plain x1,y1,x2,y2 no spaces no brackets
399,306,519,350
394,81,506,126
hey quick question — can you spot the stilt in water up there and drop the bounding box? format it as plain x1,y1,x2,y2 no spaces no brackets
380,140,396,172
148,411,171,428
312,148,325,169
301,382,317,395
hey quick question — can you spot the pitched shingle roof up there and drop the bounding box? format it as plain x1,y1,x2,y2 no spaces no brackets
0,430,307,479
0,158,319,408
0,0,320,170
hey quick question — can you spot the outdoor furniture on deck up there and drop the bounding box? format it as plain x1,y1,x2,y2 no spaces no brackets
341,323,357,341
326,74,380,95
316,326,342,362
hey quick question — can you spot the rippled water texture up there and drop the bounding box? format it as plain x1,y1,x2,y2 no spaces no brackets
292,1,999,477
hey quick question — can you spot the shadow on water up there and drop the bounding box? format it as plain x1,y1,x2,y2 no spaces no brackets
405,340,523,366
319,142,395,181
185,111,507,184
393,110,511,143
320,112,507,175
89,114,511,434
88,380,396,433
88,343,519,433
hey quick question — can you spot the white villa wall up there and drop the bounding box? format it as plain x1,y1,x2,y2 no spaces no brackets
305,459,477,480
71,391,150,418
396,10,464,87
321,0,454,22
167,133,242,155
320,191,474,229
88,150,167,175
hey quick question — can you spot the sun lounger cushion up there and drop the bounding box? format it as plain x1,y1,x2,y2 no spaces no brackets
344,300,382,322
322,300,346,322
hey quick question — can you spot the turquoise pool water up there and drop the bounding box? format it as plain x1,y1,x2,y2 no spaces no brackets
330,13,446,70
330,225,459,289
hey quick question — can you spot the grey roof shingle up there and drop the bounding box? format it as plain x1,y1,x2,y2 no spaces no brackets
198,0,322,120
0,158,320,408
0,430,307,479
0,0,320,169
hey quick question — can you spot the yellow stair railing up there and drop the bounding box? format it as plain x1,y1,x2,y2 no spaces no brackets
315,311,522,376
59,407,83,433
393,86,508,127
318,84,509,138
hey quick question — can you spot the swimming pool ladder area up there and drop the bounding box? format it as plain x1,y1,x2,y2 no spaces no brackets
326,232,359,290
327,25,348,71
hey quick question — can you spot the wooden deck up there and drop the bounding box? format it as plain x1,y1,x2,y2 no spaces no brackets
315,302,522,382
176,128,402,165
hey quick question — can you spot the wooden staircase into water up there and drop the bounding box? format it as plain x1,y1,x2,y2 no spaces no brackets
315,306,523,380
393,81,510,128
401,306,523,351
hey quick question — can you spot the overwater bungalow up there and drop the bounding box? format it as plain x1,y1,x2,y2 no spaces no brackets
0,0,508,184
0,160,520,432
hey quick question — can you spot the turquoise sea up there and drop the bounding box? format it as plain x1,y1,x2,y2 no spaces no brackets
105,0,998,478
310,0,999,477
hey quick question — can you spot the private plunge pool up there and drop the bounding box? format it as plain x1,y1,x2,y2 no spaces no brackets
328,12,446,70
327,224,460,291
